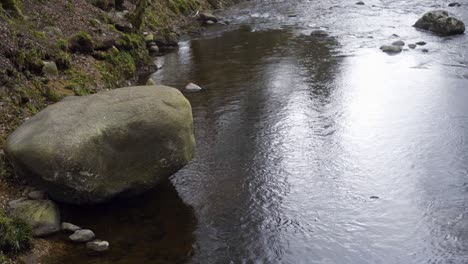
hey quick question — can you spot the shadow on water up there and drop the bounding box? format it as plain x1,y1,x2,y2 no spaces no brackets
42,181,196,264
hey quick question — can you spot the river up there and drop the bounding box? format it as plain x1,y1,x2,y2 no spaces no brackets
46,0,468,263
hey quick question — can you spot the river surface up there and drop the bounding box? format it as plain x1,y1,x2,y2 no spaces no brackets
46,0,468,263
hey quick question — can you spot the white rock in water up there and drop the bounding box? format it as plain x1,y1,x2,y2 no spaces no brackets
86,240,110,253
185,82,202,91
62,222,81,232
69,229,95,242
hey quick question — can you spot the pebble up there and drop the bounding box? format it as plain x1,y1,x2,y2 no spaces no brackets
69,229,95,242
422,49,429,53
408,44,417,49
86,240,110,253
185,82,202,92
356,1,365,5
62,222,81,232
416,41,427,46
370,196,379,199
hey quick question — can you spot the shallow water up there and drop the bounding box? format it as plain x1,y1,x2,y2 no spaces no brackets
47,0,468,263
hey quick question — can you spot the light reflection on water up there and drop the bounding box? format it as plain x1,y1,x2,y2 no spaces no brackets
154,14,468,263
47,0,468,263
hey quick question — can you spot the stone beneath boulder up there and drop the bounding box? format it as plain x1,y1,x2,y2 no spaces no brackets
5,86,195,205
28,190,46,200
86,240,110,253
380,45,402,53
149,45,160,54
185,82,202,92
69,229,95,242
414,10,465,35
9,200,60,237
62,222,81,232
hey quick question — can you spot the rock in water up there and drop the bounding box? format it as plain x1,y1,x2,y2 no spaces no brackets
414,10,465,35
185,82,202,92
62,222,81,232
10,200,60,237
86,240,110,253
380,45,402,53
5,86,196,204
392,40,405,46
69,229,95,242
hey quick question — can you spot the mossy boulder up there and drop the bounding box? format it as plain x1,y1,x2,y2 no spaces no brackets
70,31,95,54
5,86,196,204
9,200,60,237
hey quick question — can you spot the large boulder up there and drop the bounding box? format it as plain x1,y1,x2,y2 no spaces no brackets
414,10,465,35
5,85,196,204
9,200,60,237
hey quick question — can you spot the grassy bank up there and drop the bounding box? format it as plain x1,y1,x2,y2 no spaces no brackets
0,0,237,261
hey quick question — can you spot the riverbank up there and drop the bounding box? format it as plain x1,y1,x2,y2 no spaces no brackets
0,0,235,262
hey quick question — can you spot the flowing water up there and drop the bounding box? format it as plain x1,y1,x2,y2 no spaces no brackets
46,0,468,263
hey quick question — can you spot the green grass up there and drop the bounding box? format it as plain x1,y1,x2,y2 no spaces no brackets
0,209,32,253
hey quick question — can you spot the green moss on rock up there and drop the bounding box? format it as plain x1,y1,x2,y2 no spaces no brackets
70,31,95,54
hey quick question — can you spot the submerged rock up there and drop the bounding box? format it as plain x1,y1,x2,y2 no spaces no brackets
5,85,196,204
356,1,365,5
408,44,417,49
380,44,402,53
69,229,95,242
416,41,427,46
10,200,60,237
414,10,465,35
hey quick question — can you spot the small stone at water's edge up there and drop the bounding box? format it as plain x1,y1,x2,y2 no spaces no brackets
69,229,95,242
62,222,81,232
86,240,110,253
380,45,402,53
